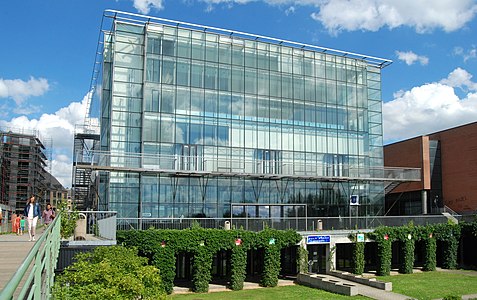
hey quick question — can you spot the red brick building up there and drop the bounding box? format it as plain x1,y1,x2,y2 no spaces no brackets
384,122,477,215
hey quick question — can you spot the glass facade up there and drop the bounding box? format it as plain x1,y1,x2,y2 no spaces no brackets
97,19,387,219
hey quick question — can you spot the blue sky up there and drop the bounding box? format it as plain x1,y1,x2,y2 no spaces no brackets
1,0,477,187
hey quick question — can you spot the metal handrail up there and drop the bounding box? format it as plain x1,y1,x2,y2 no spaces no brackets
0,214,62,300
74,150,421,182
116,214,450,231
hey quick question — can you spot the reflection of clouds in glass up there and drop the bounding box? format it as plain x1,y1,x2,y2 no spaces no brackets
196,137,227,146
231,98,244,115
160,120,184,144
244,99,255,117
175,124,184,144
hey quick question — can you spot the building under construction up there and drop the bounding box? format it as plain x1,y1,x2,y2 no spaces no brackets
0,128,66,214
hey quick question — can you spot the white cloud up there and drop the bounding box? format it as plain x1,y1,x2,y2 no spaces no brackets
133,0,164,14
51,155,73,190
383,68,477,142
440,67,477,91
0,93,91,187
0,76,49,105
12,104,42,115
309,0,477,34
453,46,477,63
395,51,429,66
285,6,296,15
192,0,477,34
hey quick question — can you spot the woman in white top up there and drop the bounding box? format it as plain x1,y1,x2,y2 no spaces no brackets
23,195,41,241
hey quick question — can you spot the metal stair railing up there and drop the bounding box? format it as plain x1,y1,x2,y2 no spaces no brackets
0,214,62,300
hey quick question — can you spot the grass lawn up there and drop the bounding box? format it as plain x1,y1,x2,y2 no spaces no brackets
168,284,369,300
378,271,477,300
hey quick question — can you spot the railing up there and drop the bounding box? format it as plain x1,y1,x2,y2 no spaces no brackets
0,214,61,300
117,215,450,232
76,211,117,241
75,150,421,182
0,219,11,234
442,205,460,216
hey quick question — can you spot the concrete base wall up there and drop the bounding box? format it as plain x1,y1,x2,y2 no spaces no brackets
297,273,358,296
328,270,392,291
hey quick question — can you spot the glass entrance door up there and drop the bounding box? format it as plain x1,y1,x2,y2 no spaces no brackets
307,244,327,273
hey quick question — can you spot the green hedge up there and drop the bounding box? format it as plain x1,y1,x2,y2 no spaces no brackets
152,247,175,294
434,223,461,269
399,239,415,274
261,245,281,287
192,247,213,292
53,246,166,300
117,228,301,294
370,227,393,276
423,236,437,271
230,247,247,290
369,222,468,274
348,233,365,275
297,246,309,274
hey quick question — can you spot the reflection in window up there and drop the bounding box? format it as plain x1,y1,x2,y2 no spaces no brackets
324,154,349,177
162,60,175,84
146,58,160,82
255,149,281,174
147,37,161,54
162,38,176,56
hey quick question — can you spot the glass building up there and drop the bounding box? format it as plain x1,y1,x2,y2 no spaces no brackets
91,10,395,222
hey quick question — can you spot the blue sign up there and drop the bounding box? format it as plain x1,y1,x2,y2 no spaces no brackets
350,195,360,206
307,235,331,244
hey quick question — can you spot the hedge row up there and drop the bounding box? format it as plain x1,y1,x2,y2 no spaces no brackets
117,227,301,294
350,222,463,276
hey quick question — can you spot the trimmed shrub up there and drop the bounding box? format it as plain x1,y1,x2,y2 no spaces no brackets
192,247,213,292
399,239,415,274
261,245,281,287
53,246,166,300
352,241,365,275
297,246,309,274
230,247,247,290
423,236,437,271
118,228,301,293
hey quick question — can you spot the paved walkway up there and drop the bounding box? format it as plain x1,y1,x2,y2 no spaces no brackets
308,273,413,300
0,227,45,291
174,275,412,299
173,279,295,294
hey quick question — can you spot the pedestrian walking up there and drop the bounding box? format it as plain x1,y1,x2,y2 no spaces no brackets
20,215,25,235
42,204,55,226
15,215,21,235
11,213,17,233
24,195,41,241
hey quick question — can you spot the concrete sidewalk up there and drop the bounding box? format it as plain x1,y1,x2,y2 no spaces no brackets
173,276,413,300
173,279,295,294
310,273,414,300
